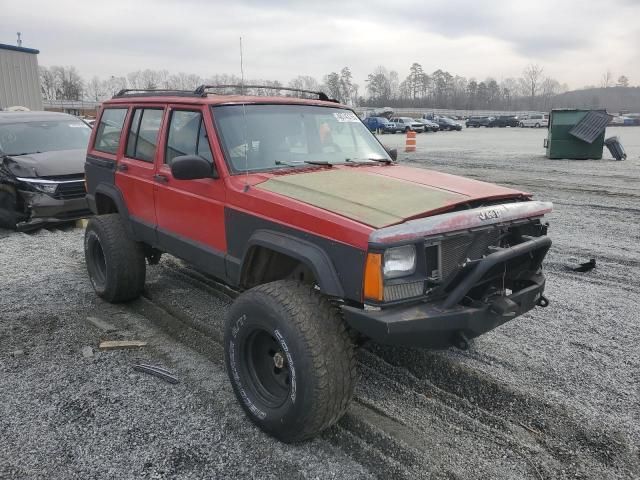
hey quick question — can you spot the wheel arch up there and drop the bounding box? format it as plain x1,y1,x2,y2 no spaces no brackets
91,184,134,236
239,230,345,298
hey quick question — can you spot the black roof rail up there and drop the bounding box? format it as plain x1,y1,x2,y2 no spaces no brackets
113,88,202,99
193,84,339,103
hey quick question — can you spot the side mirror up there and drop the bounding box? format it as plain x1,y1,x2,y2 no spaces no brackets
386,147,398,161
170,155,213,180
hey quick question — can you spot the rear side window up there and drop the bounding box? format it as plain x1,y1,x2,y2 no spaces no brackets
94,108,127,154
125,108,164,162
165,110,213,164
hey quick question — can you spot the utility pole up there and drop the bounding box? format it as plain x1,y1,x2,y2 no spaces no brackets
17,32,22,47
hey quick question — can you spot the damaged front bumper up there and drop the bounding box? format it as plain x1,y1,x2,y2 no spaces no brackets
342,235,551,349
17,189,91,230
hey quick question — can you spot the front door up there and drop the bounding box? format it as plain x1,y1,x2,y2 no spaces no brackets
153,105,227,279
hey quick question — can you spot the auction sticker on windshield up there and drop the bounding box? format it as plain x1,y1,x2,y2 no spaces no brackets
333,112,359,122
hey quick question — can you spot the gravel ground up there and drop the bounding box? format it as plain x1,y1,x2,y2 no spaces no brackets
1,126,638,479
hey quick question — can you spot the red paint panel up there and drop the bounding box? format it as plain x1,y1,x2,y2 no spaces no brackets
154,105,227,252
225,175,372,250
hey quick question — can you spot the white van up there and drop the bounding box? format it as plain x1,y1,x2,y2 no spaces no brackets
519,113,549,128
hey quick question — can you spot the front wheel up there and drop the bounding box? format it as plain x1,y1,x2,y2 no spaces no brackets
535,123,541,128
224,280,356,443
84,214,146,302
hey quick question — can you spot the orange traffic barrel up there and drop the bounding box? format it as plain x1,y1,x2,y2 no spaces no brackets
405,130,416,152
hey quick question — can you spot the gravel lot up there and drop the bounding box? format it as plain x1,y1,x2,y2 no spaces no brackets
1,126,638,479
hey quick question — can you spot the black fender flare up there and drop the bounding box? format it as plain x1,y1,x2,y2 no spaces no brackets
240,229,345,298
91,184,134,237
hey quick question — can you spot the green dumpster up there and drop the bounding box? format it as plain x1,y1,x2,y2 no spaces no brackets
545,109,610,159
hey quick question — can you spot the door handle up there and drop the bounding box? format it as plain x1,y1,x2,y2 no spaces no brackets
153,174,168,184
116,163,128,172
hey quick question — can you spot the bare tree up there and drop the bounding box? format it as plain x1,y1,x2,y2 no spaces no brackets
616,75,629,87
85,76,106,101
522,64,544,107
39,66,57,100
288,75,320,92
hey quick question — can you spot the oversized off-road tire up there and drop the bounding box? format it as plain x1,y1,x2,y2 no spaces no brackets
224,280,356,443
84,214,146,302
0,185,18,230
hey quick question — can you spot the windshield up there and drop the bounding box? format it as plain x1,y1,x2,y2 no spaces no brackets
213,105,390,173
0,120,91,156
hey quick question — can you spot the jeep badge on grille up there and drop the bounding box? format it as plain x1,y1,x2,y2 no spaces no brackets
479,209,501,221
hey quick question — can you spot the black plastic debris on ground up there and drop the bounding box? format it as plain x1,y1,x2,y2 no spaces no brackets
565,258,596,272
133,364,179,384
569,111,611,144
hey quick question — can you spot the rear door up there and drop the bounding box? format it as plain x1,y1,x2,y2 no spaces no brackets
114,105,165,243
153,105,227,279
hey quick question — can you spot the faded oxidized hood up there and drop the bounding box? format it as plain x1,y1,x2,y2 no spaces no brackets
2,149,86,178
257,166,526,228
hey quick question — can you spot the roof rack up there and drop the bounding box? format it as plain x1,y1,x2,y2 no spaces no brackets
111,86,340,103
113,88,202,98
194,84,338,102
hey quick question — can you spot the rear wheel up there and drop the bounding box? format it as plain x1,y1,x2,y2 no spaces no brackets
535,123,541,128
84,214,146,302
224,280,356,443
0,185,18,230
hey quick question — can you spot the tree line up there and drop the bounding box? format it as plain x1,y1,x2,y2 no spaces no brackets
40,63,633,112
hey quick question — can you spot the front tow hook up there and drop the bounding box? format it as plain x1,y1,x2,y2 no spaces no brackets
536,295,549,307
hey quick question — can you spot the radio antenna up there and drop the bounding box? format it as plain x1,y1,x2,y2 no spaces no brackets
240,36,250,191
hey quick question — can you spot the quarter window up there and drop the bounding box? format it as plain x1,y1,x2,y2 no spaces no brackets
165,110,213,164
94,108,127,154
125,108,164,162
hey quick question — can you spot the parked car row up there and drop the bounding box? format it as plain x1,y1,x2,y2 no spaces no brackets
362,115,464,133
466,114,549,128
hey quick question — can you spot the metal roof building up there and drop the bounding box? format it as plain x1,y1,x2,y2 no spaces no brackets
0,43,43,111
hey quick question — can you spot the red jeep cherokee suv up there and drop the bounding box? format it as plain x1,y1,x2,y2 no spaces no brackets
84,86,552,442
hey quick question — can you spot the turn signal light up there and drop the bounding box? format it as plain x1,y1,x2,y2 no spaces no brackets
363,253,383,302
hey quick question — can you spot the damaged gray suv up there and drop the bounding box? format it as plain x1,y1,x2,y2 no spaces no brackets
0,111,92,230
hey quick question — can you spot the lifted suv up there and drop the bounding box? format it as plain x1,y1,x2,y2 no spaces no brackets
84,86,552,442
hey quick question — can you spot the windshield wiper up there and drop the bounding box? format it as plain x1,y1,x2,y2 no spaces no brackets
304,160,333,167
275,160,304,167
351,157,393,164
8,151,42,156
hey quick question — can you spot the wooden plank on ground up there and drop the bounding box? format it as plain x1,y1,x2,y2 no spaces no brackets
98,340,147,350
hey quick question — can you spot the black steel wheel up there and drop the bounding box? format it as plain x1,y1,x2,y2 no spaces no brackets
244,329,291,408
224,280,356,443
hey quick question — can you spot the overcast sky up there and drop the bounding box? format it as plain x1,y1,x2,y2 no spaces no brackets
3,0,639,89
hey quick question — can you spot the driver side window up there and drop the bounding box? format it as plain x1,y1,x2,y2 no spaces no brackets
165,110,213,164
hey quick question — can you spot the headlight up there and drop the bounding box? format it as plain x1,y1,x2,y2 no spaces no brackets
15,177,58,195
383,245,416,279
33,183,58,194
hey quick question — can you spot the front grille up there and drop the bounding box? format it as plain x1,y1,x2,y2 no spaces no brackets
436,228,502,282
54,181,86,200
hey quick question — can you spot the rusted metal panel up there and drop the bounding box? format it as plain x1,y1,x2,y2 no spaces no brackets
258,169,468,228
